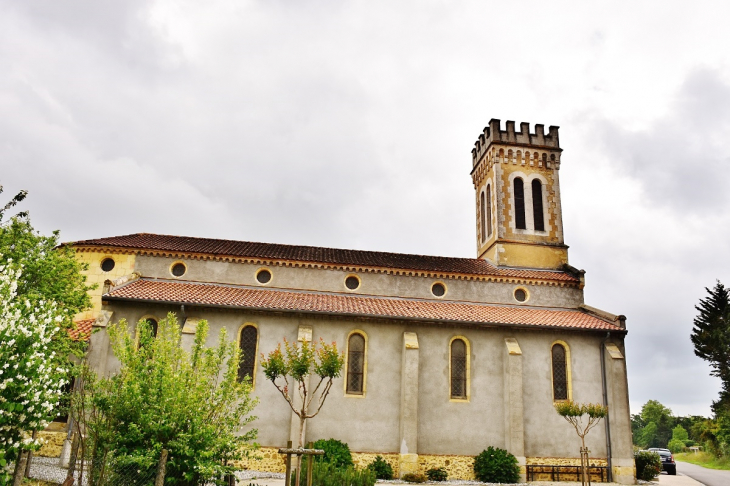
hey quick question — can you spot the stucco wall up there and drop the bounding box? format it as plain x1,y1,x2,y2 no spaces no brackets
133,255,584,308
94,301,632,470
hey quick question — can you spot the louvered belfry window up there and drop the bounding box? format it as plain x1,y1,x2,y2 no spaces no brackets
347,333,365,394
238,326,258,382
532,179,545,231
514,178,526,230
451,339,467,399
552,344,568,400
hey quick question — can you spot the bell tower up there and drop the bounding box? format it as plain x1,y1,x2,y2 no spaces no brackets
471,119,569,270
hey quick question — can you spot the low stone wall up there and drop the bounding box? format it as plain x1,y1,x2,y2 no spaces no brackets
352,452,400,476
417,454,475,480
232,447,287,473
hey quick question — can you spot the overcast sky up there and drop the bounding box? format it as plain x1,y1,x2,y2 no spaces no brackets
2,0,730,417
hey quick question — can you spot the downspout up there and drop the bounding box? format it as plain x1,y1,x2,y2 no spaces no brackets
601,332,613,483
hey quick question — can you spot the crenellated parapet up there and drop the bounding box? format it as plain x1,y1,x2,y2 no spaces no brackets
472,119,561,167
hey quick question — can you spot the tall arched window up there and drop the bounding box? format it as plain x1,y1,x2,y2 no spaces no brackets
480,191,486,243
346,332,366,395
486,184,492,237
238,325,258,382
552,343,569,401
514,178,526,230
450,338,468,400
532,179,545,231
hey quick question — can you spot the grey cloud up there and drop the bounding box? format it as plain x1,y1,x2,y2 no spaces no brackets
593,68,730,214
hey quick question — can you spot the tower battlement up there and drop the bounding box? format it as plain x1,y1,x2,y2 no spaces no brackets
472,119,560,166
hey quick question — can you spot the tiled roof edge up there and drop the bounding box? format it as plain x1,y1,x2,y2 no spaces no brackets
104,293,624,334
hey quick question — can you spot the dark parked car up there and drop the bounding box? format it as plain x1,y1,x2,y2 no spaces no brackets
648,448,676,475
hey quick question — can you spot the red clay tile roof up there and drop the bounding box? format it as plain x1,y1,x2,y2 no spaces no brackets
70,318,94,341
106,279,620,332
69,233,579,284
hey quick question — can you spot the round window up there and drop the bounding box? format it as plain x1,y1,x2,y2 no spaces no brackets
171,263,186,277
345,276,360,290
431,282,446,297
256,269,272,284
514,288,527,302
100,258,115,272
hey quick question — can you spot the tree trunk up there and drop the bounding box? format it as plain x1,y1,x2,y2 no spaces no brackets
12,450,28,486
295,416,306,486
24,430,37,478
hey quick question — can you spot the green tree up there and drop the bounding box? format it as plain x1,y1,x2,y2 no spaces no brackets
636,400,674,448
691,282,730,410
0,185,28,222
78,313,258,486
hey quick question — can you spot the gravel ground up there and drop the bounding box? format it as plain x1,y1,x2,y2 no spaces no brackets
28,456,87,486
27,458,635,486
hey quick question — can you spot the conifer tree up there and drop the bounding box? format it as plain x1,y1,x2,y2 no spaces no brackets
690,281,730,410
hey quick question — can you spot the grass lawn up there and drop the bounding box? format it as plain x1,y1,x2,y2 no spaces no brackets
675,451,730,470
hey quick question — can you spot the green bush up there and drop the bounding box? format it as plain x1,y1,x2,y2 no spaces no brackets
401,473,427,483
473,447,520,484
426,467,448,481
313,438,354,469
292,461,375,486
635,450,662,480
367,455,393,480
668,438,685,453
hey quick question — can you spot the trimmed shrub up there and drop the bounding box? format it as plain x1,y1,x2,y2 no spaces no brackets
313,438,354,469
473,446,520,484
635,450,662,481
401,473,427,483
426,467,448,481
367,455,394,480
292,461,375,486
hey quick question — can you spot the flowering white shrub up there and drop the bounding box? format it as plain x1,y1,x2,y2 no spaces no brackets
0,259,68,470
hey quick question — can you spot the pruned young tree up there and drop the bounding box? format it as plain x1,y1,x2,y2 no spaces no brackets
555,401,608,486
260,338,344,484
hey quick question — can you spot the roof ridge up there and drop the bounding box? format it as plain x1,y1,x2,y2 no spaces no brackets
68,232,494,263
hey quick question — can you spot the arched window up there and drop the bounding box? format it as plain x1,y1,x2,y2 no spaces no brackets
480,191,486,243
532,179,545,231
514,178,526,230
552,343,570,401
346,332,366,395
486,184,492,237
450,338,468,400
238,325,258,382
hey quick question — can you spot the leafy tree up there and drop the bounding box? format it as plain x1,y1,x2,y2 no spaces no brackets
672,425,689,444
260,338,344,485
0,261,70,483
77,313,258,486
691,282,730,410
0,185,28,222
635,400,674,448
0,217,92,325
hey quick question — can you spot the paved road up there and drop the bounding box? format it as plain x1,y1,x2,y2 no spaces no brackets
676,460,730,486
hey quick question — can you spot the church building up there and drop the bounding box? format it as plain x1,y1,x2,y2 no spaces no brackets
68,119,635,483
